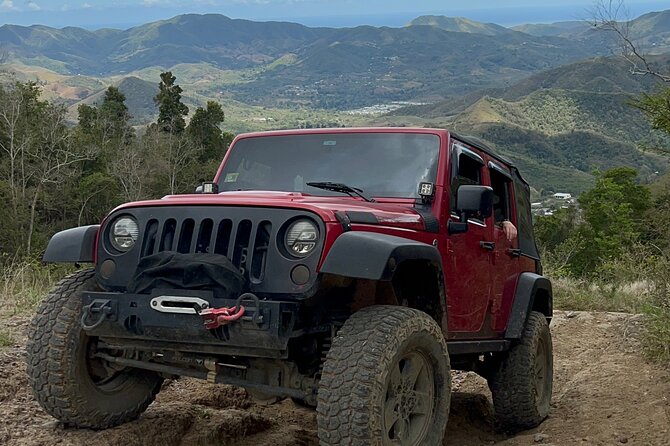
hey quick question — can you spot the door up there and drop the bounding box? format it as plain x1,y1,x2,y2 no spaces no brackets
444,143,494,335
488,161,520,333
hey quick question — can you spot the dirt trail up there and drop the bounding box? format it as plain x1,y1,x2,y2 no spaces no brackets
1,311,668,446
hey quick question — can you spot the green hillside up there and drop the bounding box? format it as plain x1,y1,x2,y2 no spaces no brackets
387,54,670,194
0,13,607,109
513,10,670,54
409,16,513,35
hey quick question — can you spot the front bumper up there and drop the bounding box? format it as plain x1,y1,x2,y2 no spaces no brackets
81,290,301,358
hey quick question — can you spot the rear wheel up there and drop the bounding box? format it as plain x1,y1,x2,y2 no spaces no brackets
26,269,163,428
489,311,553,432
317,306,451,445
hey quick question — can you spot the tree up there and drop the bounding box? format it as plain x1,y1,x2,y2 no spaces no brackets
632,88,670,135
186,101,230,161
154,72,189,135
534,207,578,252
563,167,651,276
591,0,670,82
74,86,135,221
25,103,92,254
591,1,670,147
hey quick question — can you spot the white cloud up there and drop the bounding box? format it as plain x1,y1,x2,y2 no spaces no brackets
26,1,40,11
1,0,18,11
81,2,92,8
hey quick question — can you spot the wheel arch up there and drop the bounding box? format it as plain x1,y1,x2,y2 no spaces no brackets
504,272,553,339
319,231,448,332
42,225,99,263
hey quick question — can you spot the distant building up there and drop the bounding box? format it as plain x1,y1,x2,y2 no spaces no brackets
552,193,572,200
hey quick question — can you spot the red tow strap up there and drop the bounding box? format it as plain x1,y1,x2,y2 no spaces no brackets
200,305,246,330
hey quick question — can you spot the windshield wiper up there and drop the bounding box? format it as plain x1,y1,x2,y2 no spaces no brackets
306,182,376,203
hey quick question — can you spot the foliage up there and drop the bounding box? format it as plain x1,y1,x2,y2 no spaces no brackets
538,167,651,277
154,71,189,135
187,101,233,161
0,260,73,318
0,73,231,263
632,86,670,137
538,166,669,362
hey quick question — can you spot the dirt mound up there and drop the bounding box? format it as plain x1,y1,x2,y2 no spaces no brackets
1,311,668,445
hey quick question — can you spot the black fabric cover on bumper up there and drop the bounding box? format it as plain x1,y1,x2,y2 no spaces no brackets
126,252,244,299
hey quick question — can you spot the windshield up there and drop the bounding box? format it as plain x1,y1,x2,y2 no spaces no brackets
218,132,441,198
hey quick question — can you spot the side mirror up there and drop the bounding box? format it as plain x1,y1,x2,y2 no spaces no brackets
448,185,494,235
195,185,204,194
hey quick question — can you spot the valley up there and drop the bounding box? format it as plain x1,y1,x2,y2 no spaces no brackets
2,9,670,193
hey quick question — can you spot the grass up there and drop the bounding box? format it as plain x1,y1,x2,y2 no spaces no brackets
545,247,670,365
0,261,72,318
552,276,650,313
0,329,14,347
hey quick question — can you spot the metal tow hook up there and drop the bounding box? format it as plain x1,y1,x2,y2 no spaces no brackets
80,299,113,331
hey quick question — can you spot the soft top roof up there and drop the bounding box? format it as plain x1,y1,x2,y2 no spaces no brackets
451,132,514,170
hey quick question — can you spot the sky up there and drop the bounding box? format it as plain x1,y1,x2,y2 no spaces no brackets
0,0,668,29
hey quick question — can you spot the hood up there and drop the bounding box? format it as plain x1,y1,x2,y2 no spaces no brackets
111,191,427,231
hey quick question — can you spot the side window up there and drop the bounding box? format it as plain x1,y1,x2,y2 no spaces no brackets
489,164,513,225
450,149,484,217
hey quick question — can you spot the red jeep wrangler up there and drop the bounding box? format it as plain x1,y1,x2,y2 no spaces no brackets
27,128,552,445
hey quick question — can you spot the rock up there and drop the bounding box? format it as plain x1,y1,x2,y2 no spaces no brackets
534,433,549,443
617,435,629,444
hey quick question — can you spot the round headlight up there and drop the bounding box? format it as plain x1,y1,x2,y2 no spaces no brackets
109,216,139,252
285,219,319,257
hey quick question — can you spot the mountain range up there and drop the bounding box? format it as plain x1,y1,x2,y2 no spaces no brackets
1,10,670,194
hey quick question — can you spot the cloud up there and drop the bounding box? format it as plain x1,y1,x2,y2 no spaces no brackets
81,2,92,8
1,0,18,11
26,1,40,10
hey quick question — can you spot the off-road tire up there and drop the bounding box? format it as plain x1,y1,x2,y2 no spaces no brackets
490,311,553,432
317,305,451,446
26,268,163,429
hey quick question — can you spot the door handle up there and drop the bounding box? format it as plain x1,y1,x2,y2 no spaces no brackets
506,248,521,258
479,241,495,251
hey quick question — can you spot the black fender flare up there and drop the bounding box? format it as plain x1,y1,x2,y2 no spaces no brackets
319,231,443,281
504,272,553,339
42,225,99,263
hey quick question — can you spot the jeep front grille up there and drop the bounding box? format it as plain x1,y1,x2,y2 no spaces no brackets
140,217,272,283
96,206,324,295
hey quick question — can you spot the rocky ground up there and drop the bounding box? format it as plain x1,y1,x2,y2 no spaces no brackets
1,311,668,446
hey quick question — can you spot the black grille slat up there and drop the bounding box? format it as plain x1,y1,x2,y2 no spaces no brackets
159,219,177,252
142,219,159,256
153,220,165,254
195,219,213,253
226,220,239,260
250,222,272,283
215,219,233,256
177,219,195,253
244,221,259,277
232,220,253,274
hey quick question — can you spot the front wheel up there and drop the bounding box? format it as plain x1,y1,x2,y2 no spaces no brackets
317,306,451,445
26,269,163,428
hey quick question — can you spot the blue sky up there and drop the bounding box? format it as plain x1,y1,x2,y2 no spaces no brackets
0,0,668,29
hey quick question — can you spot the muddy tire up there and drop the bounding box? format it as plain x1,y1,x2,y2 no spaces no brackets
317,305,451,446
490,311,553,432
26,269,163,429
